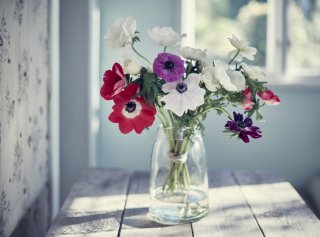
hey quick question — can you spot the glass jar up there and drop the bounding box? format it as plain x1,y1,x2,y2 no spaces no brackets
148,126,209,225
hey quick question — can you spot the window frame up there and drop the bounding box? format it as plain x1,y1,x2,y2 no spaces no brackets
181,0,320,86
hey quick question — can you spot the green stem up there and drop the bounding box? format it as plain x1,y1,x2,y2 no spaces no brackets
214,107,233,119
168,110,177,127
228,49,240,65
131,44,151,65
164,46,167,53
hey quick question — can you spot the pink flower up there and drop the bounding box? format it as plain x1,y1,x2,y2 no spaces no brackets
242,87,254,111
242,99,254,111
100,63,125,100
244,87,252,99
258,90,280,106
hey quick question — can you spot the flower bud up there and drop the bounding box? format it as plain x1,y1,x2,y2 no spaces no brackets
123,58,141,76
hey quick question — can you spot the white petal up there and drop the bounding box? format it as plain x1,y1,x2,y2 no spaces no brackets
123,58,141,75
228,49,243,62
179,47,206,60
215,63,238,91
201,71,219,92
105,17,136,49
228,70,246,91
148,26,180,47
240,47,257,61
229,34,248,49
162,81,179,93
185,73,201,88
160,76,205,117
187,88,205,110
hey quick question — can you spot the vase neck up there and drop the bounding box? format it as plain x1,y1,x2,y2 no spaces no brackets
157,126,200,140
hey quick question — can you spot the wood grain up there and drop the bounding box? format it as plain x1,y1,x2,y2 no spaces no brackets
47,169,320,237
47,168,131,236
192,170,264,237
119,171,193,237
233,170,320,237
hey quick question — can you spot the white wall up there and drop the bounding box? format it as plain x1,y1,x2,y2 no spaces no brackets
97,0,320,192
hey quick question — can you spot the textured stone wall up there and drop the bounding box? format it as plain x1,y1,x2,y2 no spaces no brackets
0,0,51,236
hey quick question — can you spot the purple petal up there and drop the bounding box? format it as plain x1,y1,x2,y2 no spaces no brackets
244,117,253,127
239,131,250,143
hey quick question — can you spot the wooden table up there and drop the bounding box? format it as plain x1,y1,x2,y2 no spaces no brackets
47,168,320,236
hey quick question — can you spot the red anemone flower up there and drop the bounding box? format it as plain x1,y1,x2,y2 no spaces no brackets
108,84,157,134
100,63,125,100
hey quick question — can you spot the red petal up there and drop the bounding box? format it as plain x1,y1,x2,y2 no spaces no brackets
242,99,254,111
113,84,139,103
258,90,280,106
119,119,134,134
137,97,156,114
244,87,252,99
139,110,156,125
100,83,113,100
132,117,147,134
273,95,281,105
113,63,125,80
108,110,124,123
103,70,116,83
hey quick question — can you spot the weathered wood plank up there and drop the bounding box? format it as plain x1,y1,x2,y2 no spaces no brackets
233,170,320,237
120,171,193,237
192,170,264,237
47,168,131,236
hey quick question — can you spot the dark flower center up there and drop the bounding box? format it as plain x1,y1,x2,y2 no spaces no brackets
176,82,188,93
125,101,136,113
164,61,174,70
236,121,247,128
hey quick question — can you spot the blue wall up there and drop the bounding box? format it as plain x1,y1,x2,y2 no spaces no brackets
97,0,320,191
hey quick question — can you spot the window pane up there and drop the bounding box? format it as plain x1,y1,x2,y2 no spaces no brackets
287,0,320,72
195,0,268,66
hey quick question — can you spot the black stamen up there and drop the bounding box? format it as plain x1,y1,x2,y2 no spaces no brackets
164,61,174,70
176,82,188,93
125,101,136,113
237,121,246,128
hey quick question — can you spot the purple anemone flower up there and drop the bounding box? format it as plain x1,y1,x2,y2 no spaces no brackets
153,53,185,82
225,112,262,143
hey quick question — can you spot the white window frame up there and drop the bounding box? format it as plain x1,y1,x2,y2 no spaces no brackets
181,0,320,86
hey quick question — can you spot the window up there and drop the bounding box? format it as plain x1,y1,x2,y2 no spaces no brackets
287,0,320,76
196,0,267,67
184,0,320,84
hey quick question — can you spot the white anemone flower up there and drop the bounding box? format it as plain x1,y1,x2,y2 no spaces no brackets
228,35,257,62
240,63,265,80
201,63,220,92
105,17,137,48
227,70,246,91
202,60,245,92
123,58,141,76
160,73,205,117
148,26,181,47
179,47,207,61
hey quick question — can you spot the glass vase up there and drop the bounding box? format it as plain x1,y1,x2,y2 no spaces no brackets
148,126,209,225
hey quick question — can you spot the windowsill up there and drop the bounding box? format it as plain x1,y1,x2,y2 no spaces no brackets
268,77,320,91
266,72,320,89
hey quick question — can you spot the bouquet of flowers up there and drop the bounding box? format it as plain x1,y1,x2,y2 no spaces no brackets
100,17,280,192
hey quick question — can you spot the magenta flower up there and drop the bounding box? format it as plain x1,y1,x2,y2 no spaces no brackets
225,112,262,143
153,53,185,82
